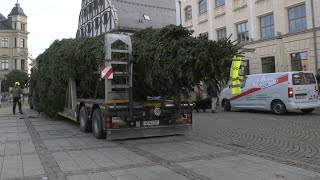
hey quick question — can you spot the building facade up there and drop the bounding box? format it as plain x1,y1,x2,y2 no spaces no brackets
77,0,176,38
178,0,320,74
0,2,29,92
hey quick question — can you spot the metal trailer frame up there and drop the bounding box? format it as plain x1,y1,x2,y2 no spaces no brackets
59,33,193,140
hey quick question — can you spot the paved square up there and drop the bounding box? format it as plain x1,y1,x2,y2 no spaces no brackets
0,105,320,180
138,140,232,161
177,154,320,180
66,165,190,180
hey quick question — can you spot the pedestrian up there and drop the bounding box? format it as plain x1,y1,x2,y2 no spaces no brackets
207,83,218,113
10,82,24,114
316,69,320,85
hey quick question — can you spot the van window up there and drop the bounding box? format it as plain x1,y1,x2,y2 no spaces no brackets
292,73,316,85
240,77,247,88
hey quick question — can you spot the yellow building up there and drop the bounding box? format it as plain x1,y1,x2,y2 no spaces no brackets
0,2,29,93
178,0,320,74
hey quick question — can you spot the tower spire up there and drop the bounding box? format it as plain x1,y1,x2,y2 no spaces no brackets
16,0,20,7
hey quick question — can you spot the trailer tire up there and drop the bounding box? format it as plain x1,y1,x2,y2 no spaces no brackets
92,109,106,139
79,106,91,132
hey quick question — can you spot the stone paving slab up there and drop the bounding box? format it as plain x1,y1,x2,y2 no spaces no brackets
66,165,190,180
177,154,320,180
52,147,149,173
138,140,232,161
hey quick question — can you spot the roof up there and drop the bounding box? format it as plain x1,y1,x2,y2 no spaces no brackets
0,13,6,21
111,0,176,31
8,3,27,17
0,19,13,30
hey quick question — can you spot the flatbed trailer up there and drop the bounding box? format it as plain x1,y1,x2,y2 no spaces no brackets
58,33,194,140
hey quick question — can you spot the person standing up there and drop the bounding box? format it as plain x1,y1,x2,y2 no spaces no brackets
10,82,24,114
207,83,218,113
316,69,320,86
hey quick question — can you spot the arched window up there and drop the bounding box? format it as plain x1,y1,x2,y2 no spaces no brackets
95,18,100,29
81,28,84,36
103,12,109,25
93,0,98,14
99,0,105,7
87,23,92,34
185,6,192,20
89,3,93,17
199,0,207,14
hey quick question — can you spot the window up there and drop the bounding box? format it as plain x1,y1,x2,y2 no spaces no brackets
89,4,93,17
217,28,226,40
1,38,9,48
199,0,207,14
93,0,98,14
236,22,249,42
83,9,88,21
81,28,84,36
21,59,25,71
260,14,274,38
95,18,99,29
104,13,108,24
241,60,250,75
99,0,105,7
87,24,91,34
261,57,275,73
292,72,316,85
14,38,17,47
15,59,17,69
21,23,26,31
216,0,225,7
185,6,192,20
199,32,208,39
240,77,247,88
288,4,307,33
21,39,25,48
1,59,8,70
291,52,309,71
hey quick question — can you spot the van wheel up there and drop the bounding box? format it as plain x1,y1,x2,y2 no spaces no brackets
223,100,231,111
79,106,91,132
301,108,314,114
271,100,287,115
92,109,106,139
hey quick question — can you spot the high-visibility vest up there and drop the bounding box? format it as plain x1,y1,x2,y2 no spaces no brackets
230,56,242,95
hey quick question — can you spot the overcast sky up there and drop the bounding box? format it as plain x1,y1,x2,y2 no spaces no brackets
0,0,81,59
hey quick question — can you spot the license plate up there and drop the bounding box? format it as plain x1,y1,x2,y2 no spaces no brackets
143,120,159,126
296,95,306,99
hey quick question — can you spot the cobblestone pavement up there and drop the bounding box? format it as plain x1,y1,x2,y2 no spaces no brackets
0,105,319,180
192,108,320,173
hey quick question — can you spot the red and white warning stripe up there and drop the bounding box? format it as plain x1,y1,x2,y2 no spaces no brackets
100,66,113,79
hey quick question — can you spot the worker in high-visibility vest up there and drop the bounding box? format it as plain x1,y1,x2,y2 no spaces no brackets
230,56,242,95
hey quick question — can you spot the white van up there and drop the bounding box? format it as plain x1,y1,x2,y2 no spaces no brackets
219,71,320,114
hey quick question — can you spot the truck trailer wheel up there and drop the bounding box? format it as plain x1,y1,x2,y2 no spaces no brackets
79,106,91,132
92,109,106,139
271,100,287,115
